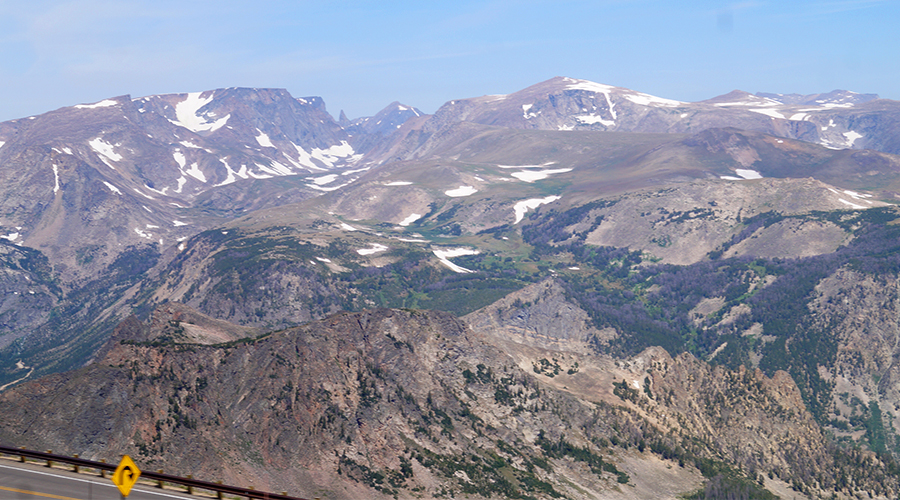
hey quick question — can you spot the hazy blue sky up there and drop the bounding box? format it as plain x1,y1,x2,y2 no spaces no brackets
0,0,897,121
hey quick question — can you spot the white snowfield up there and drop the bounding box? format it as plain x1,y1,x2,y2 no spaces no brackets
843,131,863,147
399,213,422,227
721,169,763,181
357,243,388,255
89,138,122,169
514,195,561,224
384,181,413,186
311,141,360,168
511,168,572,183
308,174,338,185
340,222,358,232
445,185,478,197
255,130,275,148
171,92,230,133
576,115,615,127
433,247,479,273
74,99,118,109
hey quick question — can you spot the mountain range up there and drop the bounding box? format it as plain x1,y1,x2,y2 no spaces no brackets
3,77,900,499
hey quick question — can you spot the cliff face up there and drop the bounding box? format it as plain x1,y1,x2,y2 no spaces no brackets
1,305,891,499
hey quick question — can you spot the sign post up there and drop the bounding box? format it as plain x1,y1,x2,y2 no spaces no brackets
112,455,141,498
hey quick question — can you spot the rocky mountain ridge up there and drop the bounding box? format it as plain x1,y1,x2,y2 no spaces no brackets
4,305,893,499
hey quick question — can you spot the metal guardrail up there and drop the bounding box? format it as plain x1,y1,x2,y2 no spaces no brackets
0,445,307,500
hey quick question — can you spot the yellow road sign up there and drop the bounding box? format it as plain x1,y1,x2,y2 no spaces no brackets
112,455,141,497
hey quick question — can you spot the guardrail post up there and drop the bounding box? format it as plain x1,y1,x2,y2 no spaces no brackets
217,480,224,499
19,446,25,463
99,459,106,478
186,475,194,494
72,454,79,473
45,450,53,468
157,469,165,488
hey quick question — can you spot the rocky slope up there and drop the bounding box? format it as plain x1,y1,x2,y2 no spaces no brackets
3,305,895,499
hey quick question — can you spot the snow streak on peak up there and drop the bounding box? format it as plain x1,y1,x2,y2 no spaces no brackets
171,92,230,133
74,99,119,109
562,77,683,108
563,78,616,94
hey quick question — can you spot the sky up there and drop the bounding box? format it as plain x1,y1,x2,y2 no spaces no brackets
0,0,897,122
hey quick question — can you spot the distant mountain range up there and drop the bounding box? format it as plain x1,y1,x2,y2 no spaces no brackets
3,77,900,499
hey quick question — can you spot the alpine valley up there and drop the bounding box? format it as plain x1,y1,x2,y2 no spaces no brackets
3,77,900,499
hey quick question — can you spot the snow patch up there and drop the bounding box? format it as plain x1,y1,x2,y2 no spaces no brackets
308,174,338,185
287,143,322,171
357,243,388,256
522,104,538,119
790,112,809,121
173,152,187,169
576,115,614,126
433,248,479,274
52,164,60,193
843,190,872,200
315,257,332,263
171,92,230,133
75,99,118,109
133,188,155,200
311,141,358,168
497,163,556,169
514,196,561,224
255,130,275,148
173,220,187,227
102,181,122,195
399,213,422,227
384,181,412,186
624,92,683,107
305,180,355,192
511,168,572,183
134,227,153,239
735,169,763,180
563,78,616,94
89,138,122,169
839,199,866,209
340,223,358,232
445,185,478,197
185,162,206,182
749,108,785,119
1,232,19,242
843,131,863,147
